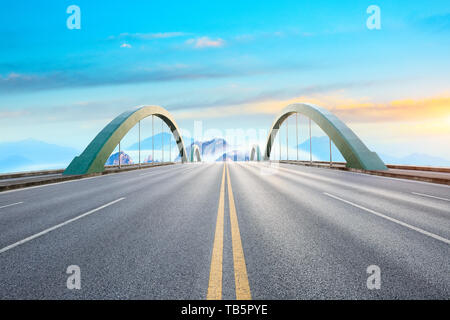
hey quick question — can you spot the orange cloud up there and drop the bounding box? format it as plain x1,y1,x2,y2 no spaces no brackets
330,96,450,123
174,92,450,127
242,93,450,123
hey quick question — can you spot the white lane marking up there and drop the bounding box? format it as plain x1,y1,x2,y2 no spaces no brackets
253,163,449,212
0,201,23,209
0,197,125,254
411,192,450,202
323,192,450,245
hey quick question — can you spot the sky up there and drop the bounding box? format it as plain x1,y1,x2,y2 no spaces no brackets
0,0,449,161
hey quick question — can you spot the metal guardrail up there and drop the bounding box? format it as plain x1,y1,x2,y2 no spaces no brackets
0,162,176,192
1,161,449,180
385,164,450,173
0,169,65,180
1,161,449,191
0,162,178,180
280,160,450,185
281,160,450,173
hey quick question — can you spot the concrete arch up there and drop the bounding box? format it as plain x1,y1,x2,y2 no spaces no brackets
264,103,387,170
190,145,202,162
250,144,261,161
64,106,188,175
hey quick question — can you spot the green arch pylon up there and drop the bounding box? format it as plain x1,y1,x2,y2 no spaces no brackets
264,103,387,170
190,145,202,162
64,106,188,175
250,144,261,161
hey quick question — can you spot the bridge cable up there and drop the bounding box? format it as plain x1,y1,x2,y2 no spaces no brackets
309,118,312,164
296,113,299,161
330,137,332,167
119,141,121,169
152,115,154,164
279,124,281,161
286,116,288,161
161,119,164,163
138,120,141,167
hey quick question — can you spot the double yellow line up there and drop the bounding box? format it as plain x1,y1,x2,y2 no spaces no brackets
207,163,251,300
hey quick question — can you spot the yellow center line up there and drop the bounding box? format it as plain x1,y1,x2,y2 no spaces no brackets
226,163,252,300
206,163,226,300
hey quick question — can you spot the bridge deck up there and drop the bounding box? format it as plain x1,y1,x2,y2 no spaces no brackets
0,162,448,299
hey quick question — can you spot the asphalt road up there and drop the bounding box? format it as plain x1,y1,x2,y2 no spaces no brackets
0,162,448,299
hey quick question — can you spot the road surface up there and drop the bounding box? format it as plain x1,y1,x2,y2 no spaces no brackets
0,162,448,299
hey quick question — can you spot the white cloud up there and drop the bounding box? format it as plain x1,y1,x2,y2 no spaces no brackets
144,32,188,39
186,37,225,48
110,32,189,40
0,72,33,81
120,43,132,48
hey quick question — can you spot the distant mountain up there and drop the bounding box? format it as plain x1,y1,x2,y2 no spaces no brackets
0,139,79,173
0,155,32,172
2,136,447,174
143,154,153,163
298,136,450,167
192,138,228,160
127,133,193,150
176,138,229,161
379,153,450,167
216,150,249,162
106,151,133,165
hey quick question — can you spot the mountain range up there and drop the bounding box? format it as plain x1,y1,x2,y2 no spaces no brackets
297,136,450,167
0,137,449,173
176,138,229,162
217,150,249,162
0,139,79,173
105,151,134,165
127,133,193,150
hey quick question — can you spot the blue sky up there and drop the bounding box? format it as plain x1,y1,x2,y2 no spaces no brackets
0,0,449,161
